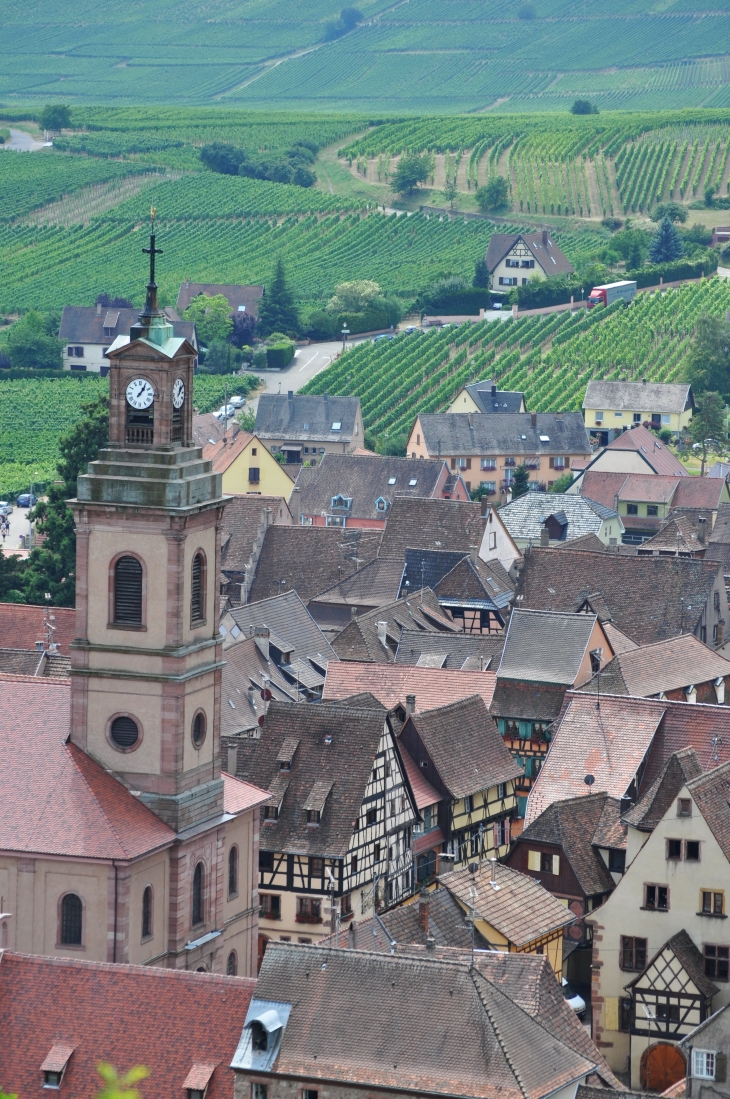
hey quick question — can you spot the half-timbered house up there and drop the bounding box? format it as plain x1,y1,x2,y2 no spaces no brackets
231,694,418,961
398,694,522,881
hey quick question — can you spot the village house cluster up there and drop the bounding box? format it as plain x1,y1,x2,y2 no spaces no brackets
5,259,730,1099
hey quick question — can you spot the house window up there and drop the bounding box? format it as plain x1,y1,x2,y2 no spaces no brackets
44,1071,64,1088
260,894,281,920
620,935,647,970
540,852,557,873
228,846,239,898
521,259,535,269
465,794,474,813
303,1091,319,1099
704,945,729,981
114,555,143,624
326,515,346,527
296,897,321,923
504,457,516,467
263,805,279,821
60,893,83,946
192,863,204,926
647,505,659,517
667,839,682,860
702,891,724,915
553,457,565,470
687,841,700,861
373,842,381,861
248,467,260,484
609,849,626,873
340,894,352,917
627,504,639,515
366,807,377,825
457,458,471,470
306,809,321,825
252,1086,268,1099
142,885,152,939
694,1051,717,1080
259,850,274,870
645,884,669,910
595,411,604,423
662,414,671,425
310,857,324,878
657,1002,680,1023
497,782,506,799
506,258,520,268
481,458,496,471
499,277,518,286
191,551,206,624
351,854,358,873
678,799,692,817
481,481,496,493
227,950,238,976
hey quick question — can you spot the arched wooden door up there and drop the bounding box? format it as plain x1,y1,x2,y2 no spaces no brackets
641,1042,686,1092
257,934,270,973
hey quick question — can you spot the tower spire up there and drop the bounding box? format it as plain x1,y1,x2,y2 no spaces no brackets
130,207,173,346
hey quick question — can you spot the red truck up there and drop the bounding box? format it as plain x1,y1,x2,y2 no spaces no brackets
586,280,637,308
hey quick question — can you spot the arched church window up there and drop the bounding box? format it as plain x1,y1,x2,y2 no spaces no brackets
227,950,238,976
192,862,204,926
228,846,239,898
60,893,83,945
191,551,206,625
142,885,153,939
114,555,143,624
110,715,139,750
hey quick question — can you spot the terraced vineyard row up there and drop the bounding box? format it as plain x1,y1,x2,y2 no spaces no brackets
302,279,730,440
0,152,156,222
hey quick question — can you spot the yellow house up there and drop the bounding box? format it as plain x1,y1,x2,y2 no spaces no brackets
440,862,576,977
202,427,296,498
583,380,694,441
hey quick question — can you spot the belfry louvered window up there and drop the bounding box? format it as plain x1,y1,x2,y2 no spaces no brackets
114,556,143,624
191,552,205,624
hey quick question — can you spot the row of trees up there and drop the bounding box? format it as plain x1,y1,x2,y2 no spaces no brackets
200,141,318,188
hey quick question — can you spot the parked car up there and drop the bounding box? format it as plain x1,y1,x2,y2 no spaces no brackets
16,493,37,508
0,501,13,517
372,334,395,343
491,301,503,310
229,395,246,409
404,325,417,335
562,978,586,1018
213,404,236,421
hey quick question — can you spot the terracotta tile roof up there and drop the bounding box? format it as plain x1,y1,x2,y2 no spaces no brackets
401,748,443,809
580,634,730,699
603,622,638,654
579,472,631,510
295,452,449,520
0,951,255,1099
405,695,522,797
497,609,603,685
395,629,506,670
601,425,686,476
639,514,704,554
674,478,728,509
623,748,703,832
0,675,174,858
252,941,594,1099
516,546,721,646
0,648,71,678
639,700,730,791
378,496,486,557
553,532,608,553
442,862,576,947
618,474,680,504
525,693,665,826
202,428,254,473
514,792,623,896
331,588,457,663
0,601,75,653
248,525,382,604
192,411,226,448
222,773,270,814
323,661,496,712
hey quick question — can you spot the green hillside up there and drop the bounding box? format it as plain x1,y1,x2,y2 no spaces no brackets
0,0,729,111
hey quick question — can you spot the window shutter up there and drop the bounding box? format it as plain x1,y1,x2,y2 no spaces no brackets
716,1054,727,1083
450,458,456,470
114,556,143,624
465,458,472,470
191,553,204,622
528,850,540,871
604,998,619,1031
505,818,511,844
552,854,560,875
564,456,570,468
549,457,554,469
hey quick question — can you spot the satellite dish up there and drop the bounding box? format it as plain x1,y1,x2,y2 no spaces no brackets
468,862,479,875
258,715,265,727
584,774,595,786
261,688,272,701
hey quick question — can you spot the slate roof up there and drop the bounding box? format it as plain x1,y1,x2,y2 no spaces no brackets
395,629,506,670
709,461,730,479
623,748,703,832
323,661,497,712
583,381,693,415
489,680,568,723
553,532,608,553
431,554,515,612
486,232,574,277
252,941,594,1099
232,696,400,857
176,280,264,317
247,525,382,603
255,393,361,443
222,639,300,737
497,609,603,685
525,693,665,825
417,412,591,459
464,380,525,414
0,601,75,653
378,496,486,557
499,493,619,543
309,556,404,608
223,590,336,667
442,862,576,947
220,494,292,575
710,502,730,542
624,929,718,1001
515,793,624,896
578,634,730,699
59,305,196,347
294,453,450,520
515,547,722,646
404,695,521,797
331,589,457,663
321,885,485,950
0,952,255,1099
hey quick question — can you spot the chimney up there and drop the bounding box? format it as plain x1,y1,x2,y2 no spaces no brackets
227,745,238,775
542,229,548,247
290,483,302,523
247,685,255,706
405,694,416,717
540,523,550,547
698,516,707,545
531,412,537,428
418,888,429,934
468,412,473,428
350,605,358,619
287,390,294,400
254,625,270,659
470,545,478,566
491,383,497,397
376,620,388,647
348,921,357,949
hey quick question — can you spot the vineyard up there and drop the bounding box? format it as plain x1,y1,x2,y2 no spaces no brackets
0,373,251,497
0,153,159,222
301,279,730,440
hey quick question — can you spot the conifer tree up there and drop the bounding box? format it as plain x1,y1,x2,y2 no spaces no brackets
511,464,530,499
257,258,300,337
649,216,683,264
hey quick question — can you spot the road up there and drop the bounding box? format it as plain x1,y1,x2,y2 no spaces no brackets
245,338,368,413
0,502,36,555
0,127,47,152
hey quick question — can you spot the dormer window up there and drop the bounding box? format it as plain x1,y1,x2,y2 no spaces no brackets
41,1043,74,1089
331,494,352,510
304,781,332,825
183,1064,216,1099
251,1021,269,1051
306,809,321,825
44,1072,63,1089
375,497,388,512
263,805,279,820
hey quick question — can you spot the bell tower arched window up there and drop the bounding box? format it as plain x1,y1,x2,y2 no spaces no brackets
114,555,143,625
228,846,239,898
142,885,153,939
192,862,204,927
60,893,83,945
191,551,206,625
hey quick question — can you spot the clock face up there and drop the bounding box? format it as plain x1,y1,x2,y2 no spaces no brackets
126,378,155,410
172,378,185,409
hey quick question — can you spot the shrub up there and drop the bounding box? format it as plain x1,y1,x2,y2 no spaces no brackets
476,177,508,210
266,341,296,370
571,99,599,115
392,154,429,195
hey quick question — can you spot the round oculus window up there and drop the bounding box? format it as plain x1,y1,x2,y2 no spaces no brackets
192,711,206,748
110,715,139,749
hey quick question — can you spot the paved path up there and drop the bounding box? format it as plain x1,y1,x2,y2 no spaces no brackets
245,338,368,413
0,127,47,152
0,502,35,553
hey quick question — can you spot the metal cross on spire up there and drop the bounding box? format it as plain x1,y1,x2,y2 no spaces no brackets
142,206,163,288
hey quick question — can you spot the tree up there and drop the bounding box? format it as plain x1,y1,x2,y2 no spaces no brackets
476,176,508,211
443,178,458,209
649,216,684,264
39,104,70,131
322,7,362,39
549,472,574,493
690,391,726,475
705,185,717,208
611,227,649,269
570,99,598,115
651,202,687,224
257,258,300,337
96,1064,149,1099
473,258,490,288
391,154,429,196
327,280,382,314
202,340,242,374
22,394,109,606
511,464,530,499
182,294,233,346
6,310,62,370
96,293,134,308
229,310,256,348
200,142,246,176
685,314,730,397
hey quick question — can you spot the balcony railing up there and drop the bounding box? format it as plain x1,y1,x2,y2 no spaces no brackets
126,426,154,446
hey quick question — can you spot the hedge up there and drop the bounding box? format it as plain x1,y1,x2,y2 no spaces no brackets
424,288,491,315
266,341,295,370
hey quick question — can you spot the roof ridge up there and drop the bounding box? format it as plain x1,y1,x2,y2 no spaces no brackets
469,967,530,1099
64,744,138,858
2,949,257,982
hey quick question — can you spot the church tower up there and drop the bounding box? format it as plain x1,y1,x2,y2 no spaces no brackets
70,215,228,833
